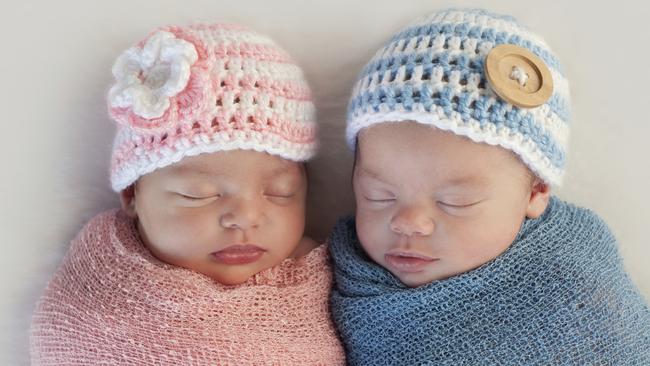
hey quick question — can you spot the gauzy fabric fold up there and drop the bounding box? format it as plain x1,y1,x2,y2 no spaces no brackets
31,209,345,365
329,197,650,365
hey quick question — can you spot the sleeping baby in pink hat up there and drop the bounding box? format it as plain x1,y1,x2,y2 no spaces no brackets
30,24,344,365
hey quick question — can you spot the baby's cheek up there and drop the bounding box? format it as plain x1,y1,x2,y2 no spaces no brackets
355,212,387,259
275,209,305,246
150,214,211,252
454,222,517,268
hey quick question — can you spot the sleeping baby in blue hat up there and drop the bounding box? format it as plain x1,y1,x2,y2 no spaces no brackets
328,8,650,365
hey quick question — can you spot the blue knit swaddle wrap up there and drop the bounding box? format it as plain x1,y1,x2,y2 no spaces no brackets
329,197,650,365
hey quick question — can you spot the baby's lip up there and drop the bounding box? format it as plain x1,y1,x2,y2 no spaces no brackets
385,250,438,261
210,244,266,265
384,250,439,273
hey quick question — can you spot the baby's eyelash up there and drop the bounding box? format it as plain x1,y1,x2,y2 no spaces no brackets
265,192,295,199
179,193,220,200
364,196,396,203
438,200,482,208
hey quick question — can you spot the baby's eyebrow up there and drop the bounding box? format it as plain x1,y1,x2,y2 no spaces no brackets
357,168,393,185
268,165,293,177
168,165,216,178
358,167,380,179
168,163,296,180
440,174,489,188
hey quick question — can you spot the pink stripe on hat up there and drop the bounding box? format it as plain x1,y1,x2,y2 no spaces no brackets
107,24,318,192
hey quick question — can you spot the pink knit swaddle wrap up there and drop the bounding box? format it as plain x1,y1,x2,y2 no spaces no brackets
30,210,345,365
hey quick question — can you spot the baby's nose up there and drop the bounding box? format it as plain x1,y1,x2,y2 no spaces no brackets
389,206,434,237
219,198,262,230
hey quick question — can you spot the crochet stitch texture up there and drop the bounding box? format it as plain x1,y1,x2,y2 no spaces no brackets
346,9,570,186
109,24,317,191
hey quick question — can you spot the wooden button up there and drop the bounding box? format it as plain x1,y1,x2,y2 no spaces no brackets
484,44,553,108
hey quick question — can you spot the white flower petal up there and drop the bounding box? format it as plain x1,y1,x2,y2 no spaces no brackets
162,61,191,97
132,86,170,119
109,30,199,120
140,31,175,69
112,48,142,83
109,82,143,108
160,37,198,64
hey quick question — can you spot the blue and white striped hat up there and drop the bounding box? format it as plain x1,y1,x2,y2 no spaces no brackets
347,9,570,186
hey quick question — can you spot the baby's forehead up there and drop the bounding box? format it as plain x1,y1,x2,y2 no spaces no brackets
161,150,302,180
358,163,491,190
360,122,519,158
359,121,476,144
356,123,532,185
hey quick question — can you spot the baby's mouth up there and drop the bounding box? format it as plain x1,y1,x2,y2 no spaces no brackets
211,244,266,265
384,251,439,273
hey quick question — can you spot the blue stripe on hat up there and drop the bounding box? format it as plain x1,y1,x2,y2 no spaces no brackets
348,83,567,169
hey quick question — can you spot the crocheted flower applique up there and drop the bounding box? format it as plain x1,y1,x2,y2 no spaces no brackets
108,30,210,132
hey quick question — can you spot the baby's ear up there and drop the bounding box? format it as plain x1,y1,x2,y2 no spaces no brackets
119,184,138,218
525,178,551,219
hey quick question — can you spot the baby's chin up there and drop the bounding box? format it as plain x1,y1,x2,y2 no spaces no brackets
210,273,255,286
388,264,460,288
177,255,288,286
394,273,442,288
201,264,270,286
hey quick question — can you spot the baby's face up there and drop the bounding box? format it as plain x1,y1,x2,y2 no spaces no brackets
353,122,547,287
129,150,308,285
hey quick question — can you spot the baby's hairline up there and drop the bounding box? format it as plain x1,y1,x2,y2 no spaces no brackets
352,127,540,189
125,150,309,193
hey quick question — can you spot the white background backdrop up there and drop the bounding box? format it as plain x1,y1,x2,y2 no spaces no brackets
1,0,648,363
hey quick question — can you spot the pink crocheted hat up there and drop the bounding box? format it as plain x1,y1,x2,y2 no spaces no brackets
108,24,317,191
